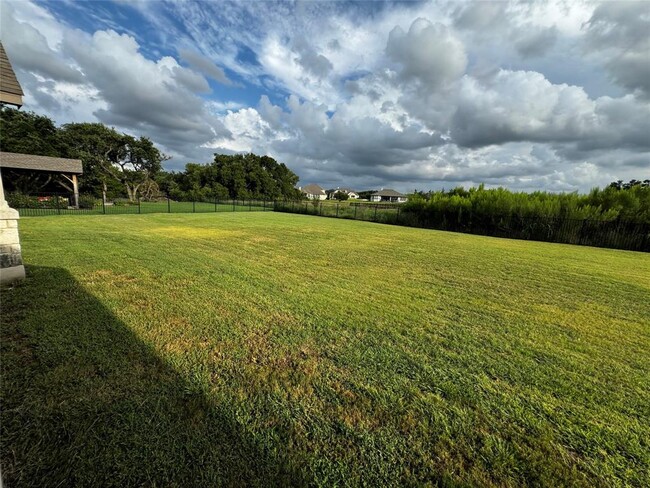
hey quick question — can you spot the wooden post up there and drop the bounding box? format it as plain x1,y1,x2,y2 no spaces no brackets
102,181,107,209
72,174,79,208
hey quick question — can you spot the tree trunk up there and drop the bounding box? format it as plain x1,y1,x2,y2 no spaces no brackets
126,182,142,202
102,181,107,206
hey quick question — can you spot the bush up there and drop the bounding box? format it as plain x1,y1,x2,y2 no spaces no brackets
78,194,97,209
6,193,69,209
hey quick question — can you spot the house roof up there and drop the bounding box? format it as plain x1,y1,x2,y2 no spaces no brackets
301,184,325,195
326,187,357,194
0,152,83,174
371,189,405,197
0,42,24,107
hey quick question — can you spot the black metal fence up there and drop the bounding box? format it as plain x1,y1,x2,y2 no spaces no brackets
274,200,650,252
9,193,649,252
10,193,273,217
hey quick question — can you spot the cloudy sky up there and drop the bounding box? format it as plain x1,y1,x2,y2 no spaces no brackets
2,0,648,192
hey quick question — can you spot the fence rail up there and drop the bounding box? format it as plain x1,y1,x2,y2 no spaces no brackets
11,193,273,217
273,200,650,252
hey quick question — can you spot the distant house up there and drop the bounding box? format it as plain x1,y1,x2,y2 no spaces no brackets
326,187,359,199
369,189,407,203
300,184,326,200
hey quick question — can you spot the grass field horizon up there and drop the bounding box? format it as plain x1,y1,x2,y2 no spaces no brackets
2,213,649,486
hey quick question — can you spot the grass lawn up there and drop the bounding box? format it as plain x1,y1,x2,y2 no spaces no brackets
1,213,649,487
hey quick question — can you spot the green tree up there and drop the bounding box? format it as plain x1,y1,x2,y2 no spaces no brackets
0,108,67,193
0,107,60,156
59,123,166,201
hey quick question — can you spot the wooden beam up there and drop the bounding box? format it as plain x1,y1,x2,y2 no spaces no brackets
72,174,79,208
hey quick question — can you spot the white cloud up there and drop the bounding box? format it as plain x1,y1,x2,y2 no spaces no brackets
3,0,648,191
386,18,467,88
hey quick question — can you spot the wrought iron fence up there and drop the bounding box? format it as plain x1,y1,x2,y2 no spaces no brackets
9,192,273,216
8,192,648,252
273,200,650,252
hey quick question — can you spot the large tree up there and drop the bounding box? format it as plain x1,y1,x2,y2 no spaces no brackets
59,123,166,201
1,108,166,200
0,108,69,193
0,107,60,156
159,154,302,200
211,153,301,199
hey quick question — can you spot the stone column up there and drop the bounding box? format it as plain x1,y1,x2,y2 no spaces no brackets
0,169,25,285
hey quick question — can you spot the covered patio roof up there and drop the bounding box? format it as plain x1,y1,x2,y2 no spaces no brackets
0,152,83,174
0,42,24,108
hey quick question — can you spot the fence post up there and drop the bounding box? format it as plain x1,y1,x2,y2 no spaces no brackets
193,200,196,213
168,195,171,213
56,192,61,215
138,197,141,214
396,205,400,224
249,199,252,211
215,198,217,212
336,202,339,217
232,199,235,212
320,203,322,216
354,204,357,220
641,223,650,252
577,219,586,245
374,205,378,221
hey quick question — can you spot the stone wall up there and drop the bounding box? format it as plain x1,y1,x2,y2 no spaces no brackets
0,206,25,285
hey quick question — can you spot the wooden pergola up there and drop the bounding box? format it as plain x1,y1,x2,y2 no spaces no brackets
0,152,83,207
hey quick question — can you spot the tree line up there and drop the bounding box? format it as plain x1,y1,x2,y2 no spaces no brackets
404,182,650,224
0,108,301,201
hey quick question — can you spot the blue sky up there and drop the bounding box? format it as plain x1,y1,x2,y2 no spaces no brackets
2,0,648,192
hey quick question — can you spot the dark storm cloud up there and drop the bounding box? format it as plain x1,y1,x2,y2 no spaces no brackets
583,1,650,97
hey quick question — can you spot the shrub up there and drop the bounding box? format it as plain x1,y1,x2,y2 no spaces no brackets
78,194,97,209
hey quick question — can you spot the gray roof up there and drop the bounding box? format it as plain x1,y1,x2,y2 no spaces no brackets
301,184,325,195
0,152,83,174
0,42,24,98
371,189,405,197
327,187,357,194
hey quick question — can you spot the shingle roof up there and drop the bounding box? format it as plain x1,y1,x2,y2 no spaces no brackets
0,42,24,103
0,152,83,174
301,184,325,195
371,189,405,197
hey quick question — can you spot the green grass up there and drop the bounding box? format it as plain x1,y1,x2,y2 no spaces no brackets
1,213,649,487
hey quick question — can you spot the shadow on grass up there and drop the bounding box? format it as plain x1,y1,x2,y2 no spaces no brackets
0,266,307,487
